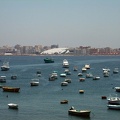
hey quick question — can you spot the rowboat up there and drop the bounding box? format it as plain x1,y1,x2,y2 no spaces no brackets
2,86,20,92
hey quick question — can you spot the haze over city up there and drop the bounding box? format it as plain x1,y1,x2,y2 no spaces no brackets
0,0,120,48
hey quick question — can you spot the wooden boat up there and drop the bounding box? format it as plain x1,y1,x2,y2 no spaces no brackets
115,87,120,92
79,78,85,82
68,107,91,118
44,58,54,63
0,76,6,83
8,103,18,109
30,79,39,86
60,100,68,104
1,61,10,71
107,104,120,110
2,86,20,92
63,59,69,68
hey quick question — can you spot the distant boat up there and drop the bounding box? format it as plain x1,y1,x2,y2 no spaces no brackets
115,87,120,92
63,59,69,68
84,64,90,69
107,104,120,110
113,68,119,74
0,76,6,83
30,79,39,86
2,86,20,92
44,58,54,63
11,74,17,80
68,106,91,118
8,103,18,109
61,81,68,86
1,61,10,71
60,100,68,104
82,67,87,72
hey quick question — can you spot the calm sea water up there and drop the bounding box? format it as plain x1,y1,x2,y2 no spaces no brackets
0,55,120,120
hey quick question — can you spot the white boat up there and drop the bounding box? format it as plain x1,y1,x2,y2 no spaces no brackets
115,87,120,92
107,104,120,110
63,59,69,68
86,73,93,78
64,78,72,83
107,94,120,105
113,68,119,74
84,64,90,69
82,67,87,72
78,73,83,76
30,79,39,86
60,73,66,77
61,81,68,86
0,76,6,83
1,61,10,71
8,103,18,109
93,76,100,80
103,68,110,72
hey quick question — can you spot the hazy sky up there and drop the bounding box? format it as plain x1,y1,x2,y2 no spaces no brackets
0,0,120,48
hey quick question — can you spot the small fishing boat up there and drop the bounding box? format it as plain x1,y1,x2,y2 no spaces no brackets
68,106,91,118
115,87,120,92
60,100,68,104
0,76,6,83
8,103,18,109
30,79,39,86
44,58,54,63
1,61,10,71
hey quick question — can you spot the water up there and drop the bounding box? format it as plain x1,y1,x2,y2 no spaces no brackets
0,55,120,120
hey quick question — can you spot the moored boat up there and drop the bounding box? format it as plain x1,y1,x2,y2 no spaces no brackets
0,76,6,83
30,79,39,86
68,106,91,118
63,59,69,68
60,100,68,104
107,104,120,110
2,86,20,92
8,103,18,109
1,61,10,71
44,58,54,63
61,81,68,86
84,64,90,69
115,87,120,92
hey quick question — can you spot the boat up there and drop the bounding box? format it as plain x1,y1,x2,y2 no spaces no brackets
30,79,39,86
11,74,17,80
1,61,10,71
2,86,20,92
44,58,54,63
103,71,109,77
79,90,84,94
84,64,90,69
82,67,87,72
78,73,83,76
49,72,58,81
93,76,100,80
68,106,91,118
115,87,120,92
8,103,18,109
103,68,110,72
86,73,93,78
60,73,66,77
62,59,69,68
61,81,68,86
107,94,120,105
0,76,6,83
113,68,119,74
79,78,85,82
60,100,68,104
64,78,71,83
36,69,41,77
107,104,120,110
73,66,78,71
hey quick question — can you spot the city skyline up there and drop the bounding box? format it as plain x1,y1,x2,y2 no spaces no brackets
0,0,120,48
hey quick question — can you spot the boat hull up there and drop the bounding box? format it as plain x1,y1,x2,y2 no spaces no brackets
68,110,91,118
2,87,20,92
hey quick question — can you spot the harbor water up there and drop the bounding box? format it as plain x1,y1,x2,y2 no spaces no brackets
0,55,120,120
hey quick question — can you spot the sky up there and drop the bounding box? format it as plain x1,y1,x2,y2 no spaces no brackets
0,0,120,48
